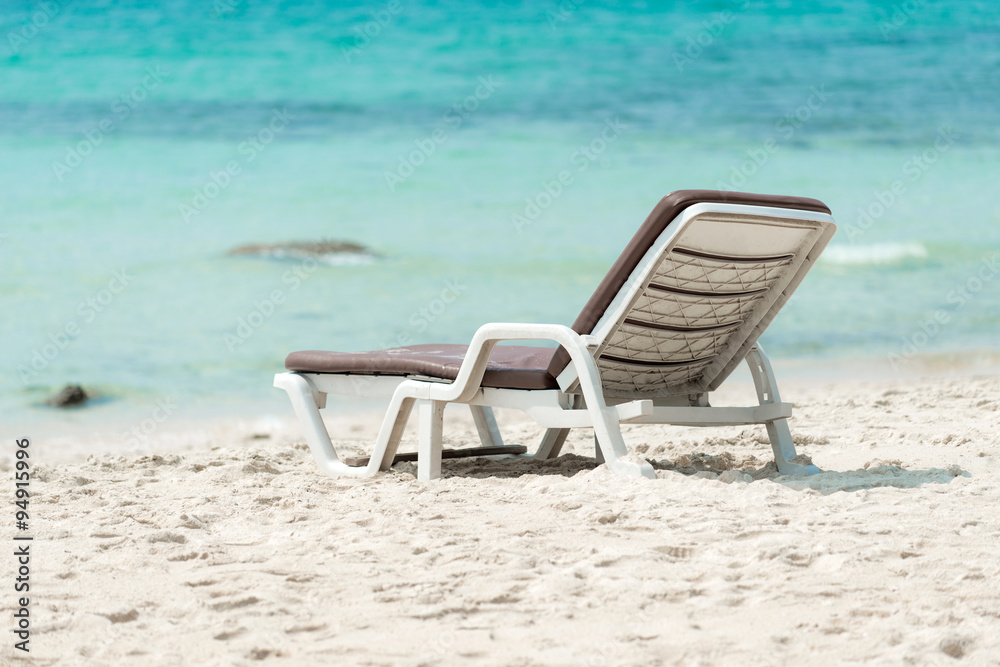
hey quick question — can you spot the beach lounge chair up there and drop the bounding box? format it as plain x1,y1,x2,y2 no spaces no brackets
274,190,836,480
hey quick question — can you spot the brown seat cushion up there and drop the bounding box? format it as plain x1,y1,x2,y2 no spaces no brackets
285,344,560,390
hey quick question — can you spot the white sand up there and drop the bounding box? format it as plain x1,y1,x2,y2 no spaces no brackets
5,372,1000,665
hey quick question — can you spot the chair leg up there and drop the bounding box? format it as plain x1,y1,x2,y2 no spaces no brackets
274,373,340,470
746,345,821,476
589,405,650,477
567,353,655,479
275,372,417,478
417,400,446,481
766,418,820,476
535,428,570,459
371,394,416,471
593,435,605,464
469,405,503,448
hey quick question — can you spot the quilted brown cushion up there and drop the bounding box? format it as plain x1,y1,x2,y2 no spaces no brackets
286,344,559,390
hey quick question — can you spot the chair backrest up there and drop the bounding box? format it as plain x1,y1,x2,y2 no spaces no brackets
547,190,836,399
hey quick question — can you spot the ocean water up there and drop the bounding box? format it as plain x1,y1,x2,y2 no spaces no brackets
2,0,999,432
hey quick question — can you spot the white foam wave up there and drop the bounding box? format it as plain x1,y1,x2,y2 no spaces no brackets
261,249,376,266
821,242,928,266
316,253,377,267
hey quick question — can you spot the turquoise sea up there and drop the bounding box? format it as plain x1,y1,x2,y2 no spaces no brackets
2,1,998,433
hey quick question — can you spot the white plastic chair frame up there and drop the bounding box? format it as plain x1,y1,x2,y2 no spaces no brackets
274,202,835,481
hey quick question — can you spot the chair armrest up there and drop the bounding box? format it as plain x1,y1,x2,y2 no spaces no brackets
420,323,594,403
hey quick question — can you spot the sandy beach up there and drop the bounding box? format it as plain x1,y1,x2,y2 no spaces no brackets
6,369,999,666
6,1,999,665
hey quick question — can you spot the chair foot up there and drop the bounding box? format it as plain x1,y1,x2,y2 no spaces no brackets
535,428,570,459
775,460,822,476
766,419,821,477
605,458,657,479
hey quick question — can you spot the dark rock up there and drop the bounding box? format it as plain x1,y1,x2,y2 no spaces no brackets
227,241,374,260
45,384,89,408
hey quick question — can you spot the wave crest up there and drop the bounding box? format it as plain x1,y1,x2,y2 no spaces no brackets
821,242,928,266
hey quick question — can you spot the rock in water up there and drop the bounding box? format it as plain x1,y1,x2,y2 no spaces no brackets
46,384,89,407
227,241,373,261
